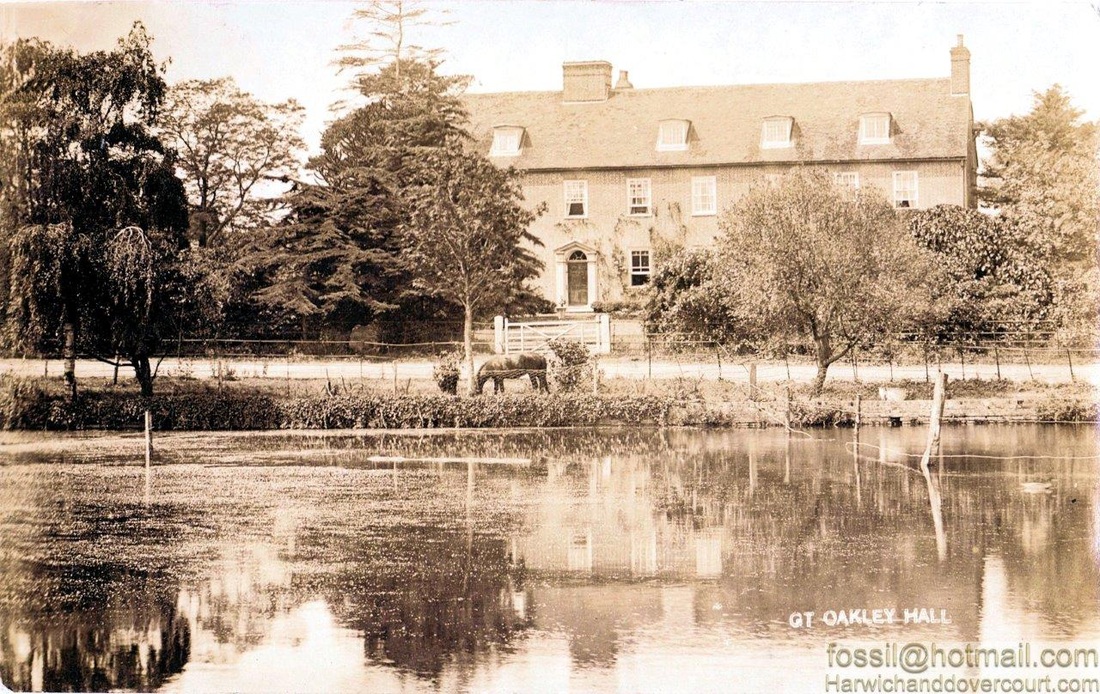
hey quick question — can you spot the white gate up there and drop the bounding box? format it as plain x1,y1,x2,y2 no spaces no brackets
494,315,611,354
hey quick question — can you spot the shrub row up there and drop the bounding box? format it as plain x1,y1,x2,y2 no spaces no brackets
3,378,1093,430
0,383,672,431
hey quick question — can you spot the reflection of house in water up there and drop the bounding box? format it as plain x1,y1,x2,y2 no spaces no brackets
512,456,725,578
174,513,300,668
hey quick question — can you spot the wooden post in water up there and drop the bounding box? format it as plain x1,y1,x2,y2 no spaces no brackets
855,394,862,432
919,373,947,476
918,372,948,561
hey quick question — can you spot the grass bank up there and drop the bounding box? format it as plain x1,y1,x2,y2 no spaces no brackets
0,375,1095,431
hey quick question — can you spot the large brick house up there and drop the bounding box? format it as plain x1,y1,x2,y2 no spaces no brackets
464,37,977,312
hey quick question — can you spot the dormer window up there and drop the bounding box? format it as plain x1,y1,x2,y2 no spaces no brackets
859,113,892,145
490,125,525,156
657,119,689,151
761,117,793,149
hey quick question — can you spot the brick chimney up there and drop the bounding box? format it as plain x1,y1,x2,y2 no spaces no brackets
563,61,612,102
950,35,970,96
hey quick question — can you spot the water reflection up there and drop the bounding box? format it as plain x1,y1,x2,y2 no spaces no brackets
0,426,1097,692
0,564,189,691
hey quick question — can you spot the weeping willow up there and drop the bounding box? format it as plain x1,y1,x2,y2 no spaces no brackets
105,225,156,326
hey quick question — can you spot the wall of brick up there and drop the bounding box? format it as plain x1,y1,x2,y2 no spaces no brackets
516,160,968,306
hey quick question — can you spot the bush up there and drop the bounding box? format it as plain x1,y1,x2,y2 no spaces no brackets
432,349,463,395
547,338,594,393
1035,396,1098,423
0,376,52,430
789,400,856,427
278,393,670,429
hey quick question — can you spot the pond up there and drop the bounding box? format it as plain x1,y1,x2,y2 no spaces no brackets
0,426,1097,692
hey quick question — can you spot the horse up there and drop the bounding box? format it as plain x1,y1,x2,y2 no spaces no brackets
476,353,549,394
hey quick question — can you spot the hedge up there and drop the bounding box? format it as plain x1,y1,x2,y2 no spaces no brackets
0,383,672,431
4,379,1093,431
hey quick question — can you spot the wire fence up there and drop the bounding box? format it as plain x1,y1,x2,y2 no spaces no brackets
2,325,1096,386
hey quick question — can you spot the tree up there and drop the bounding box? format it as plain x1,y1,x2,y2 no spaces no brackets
908,205,1051,342
334,0,452,111
246,58,470,336
642,247,752,348
158,77,305,248
402,145,544,394
979,86,1099,344
0,24,197,397
717,168,936,394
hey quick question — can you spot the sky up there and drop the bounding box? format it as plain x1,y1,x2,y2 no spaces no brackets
2,1,1100,155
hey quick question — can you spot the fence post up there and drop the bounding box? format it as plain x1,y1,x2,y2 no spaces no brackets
924,348,930,384
959,347,966,380
851,347,859,383
592,354,600,395
1024,348,1034,382
647,334,652,380
785,387,792,429
392,360,398,394
994,346,1001,381
598,313,611,355
1066,348,1075,382
749,362,758,401
715,343,722,381
494,316,505,355
855,394,862,431
144,409,153,469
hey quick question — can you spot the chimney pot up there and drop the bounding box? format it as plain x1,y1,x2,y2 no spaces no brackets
615,70,633,90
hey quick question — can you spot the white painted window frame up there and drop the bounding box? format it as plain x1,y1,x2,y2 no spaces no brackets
564,179,589,218
833,172,860,189
657,119,689,151
627,178,652,216
860,113,892,145
761,117,793,149
691,176,717,216
893,171,919,208
490,126,524,156
629,249,652,287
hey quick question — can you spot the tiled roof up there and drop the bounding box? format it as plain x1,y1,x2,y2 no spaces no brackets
464,78,972,170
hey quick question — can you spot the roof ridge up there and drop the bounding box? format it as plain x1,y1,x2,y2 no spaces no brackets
463,76,951,98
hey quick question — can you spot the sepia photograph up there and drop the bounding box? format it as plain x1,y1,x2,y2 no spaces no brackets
0,1,1098,692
